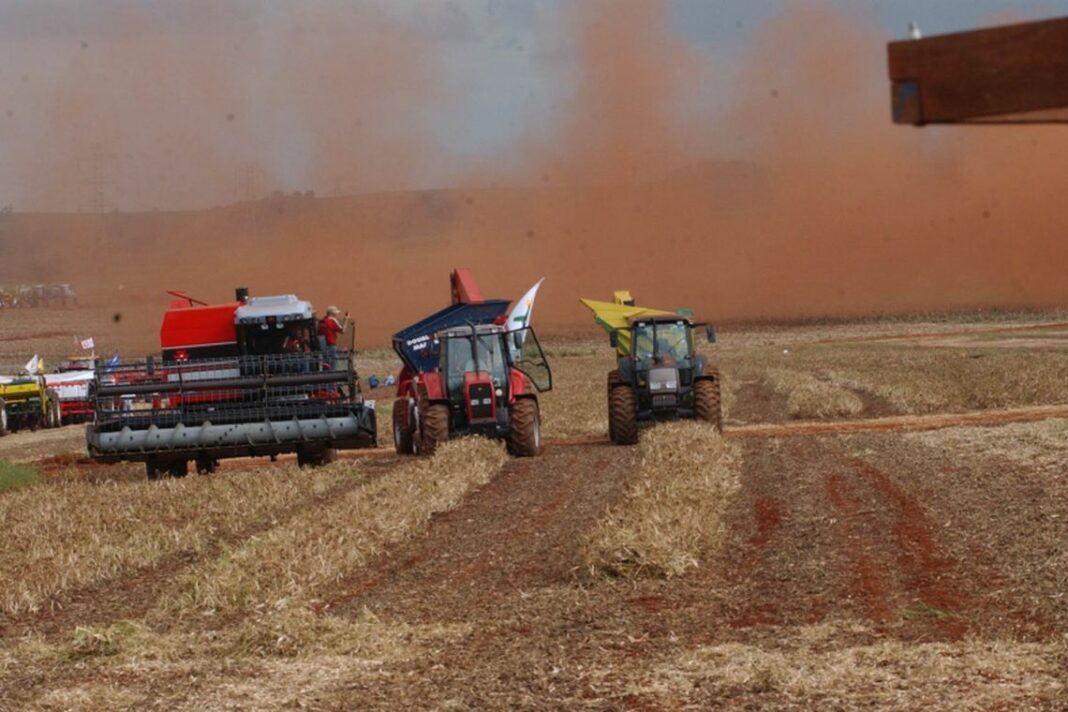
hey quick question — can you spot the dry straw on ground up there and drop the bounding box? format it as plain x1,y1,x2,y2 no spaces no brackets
158,437,506,618
645,623,1067,709
764,367,864,419
582,421,740,578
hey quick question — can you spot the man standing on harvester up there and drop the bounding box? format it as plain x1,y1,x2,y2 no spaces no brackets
318,306,348,369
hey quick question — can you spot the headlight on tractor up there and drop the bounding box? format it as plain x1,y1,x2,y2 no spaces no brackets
648,367,679,393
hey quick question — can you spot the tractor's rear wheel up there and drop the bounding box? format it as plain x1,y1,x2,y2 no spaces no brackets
49,397,61,429
393,398,415,455
0,399,8,436
608,383,639,445
694,375,723,432
419,403,450,455
507,397,541,457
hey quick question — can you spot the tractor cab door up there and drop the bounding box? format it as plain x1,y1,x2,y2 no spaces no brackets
509,327,552,393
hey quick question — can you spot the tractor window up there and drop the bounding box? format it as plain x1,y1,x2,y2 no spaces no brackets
510,327,552,392
443,333,508,395
634,322,690,364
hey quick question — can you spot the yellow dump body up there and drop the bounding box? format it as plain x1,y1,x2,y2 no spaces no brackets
579,298,675,358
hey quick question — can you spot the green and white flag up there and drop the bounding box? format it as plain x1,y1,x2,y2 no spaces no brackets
507,278,545,339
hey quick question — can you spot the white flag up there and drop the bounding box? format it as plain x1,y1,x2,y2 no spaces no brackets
507,278,545,340
80,337,95,350
23,354,40,374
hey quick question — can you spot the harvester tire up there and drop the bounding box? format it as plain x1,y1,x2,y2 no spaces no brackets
694,375,722,432
419,403,449,455
297,448,336,468
507,397,540,457
0,399,7,436
608,383,638,445
393,398,415,455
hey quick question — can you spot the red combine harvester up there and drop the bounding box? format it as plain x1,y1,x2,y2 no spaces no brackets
391,269,552,457
86,288,377,478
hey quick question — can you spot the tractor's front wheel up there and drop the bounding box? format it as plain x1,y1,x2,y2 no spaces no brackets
694,375,723,432
419,403,450,455
608,383,638,445
507,397,541,457
393,398,415,455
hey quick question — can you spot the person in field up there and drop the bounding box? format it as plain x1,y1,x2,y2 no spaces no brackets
318,306,348,370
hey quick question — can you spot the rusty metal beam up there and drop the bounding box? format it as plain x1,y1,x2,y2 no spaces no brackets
888,17,1068,125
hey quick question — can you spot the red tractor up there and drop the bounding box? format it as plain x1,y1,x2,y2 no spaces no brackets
391,270,552,457
86,288,377,478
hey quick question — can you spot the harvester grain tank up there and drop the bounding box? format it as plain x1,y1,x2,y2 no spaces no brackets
391,269,552,456
85,288,377,478
581,291,721,444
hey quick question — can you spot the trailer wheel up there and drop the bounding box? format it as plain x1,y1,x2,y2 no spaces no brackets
608,383,638,445
694,375,722,432
393,398,415,455
0,399,7,436
419,403,449,455
507,397,541,457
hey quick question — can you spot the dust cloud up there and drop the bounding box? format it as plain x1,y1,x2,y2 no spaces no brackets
1,2,1066,351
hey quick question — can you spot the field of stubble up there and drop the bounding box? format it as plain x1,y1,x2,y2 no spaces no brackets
0,306,1066,710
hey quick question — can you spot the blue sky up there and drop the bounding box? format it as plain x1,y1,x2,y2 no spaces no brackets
1,0,1067,210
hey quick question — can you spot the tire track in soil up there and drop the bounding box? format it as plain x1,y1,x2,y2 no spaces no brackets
713,437,970,640
324,442,635,622
728,403,1068,439
0,453,401,643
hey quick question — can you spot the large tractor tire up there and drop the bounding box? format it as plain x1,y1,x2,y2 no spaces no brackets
0,399,7,436
694,375,723,432
608,383,639,445
393,398,415,455
507,397,541,457
418,403,450,455
48,396,61,429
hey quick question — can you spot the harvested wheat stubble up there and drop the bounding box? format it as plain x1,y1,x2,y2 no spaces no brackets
582,421,741,578
764,367,864,419
0,468,352,616
642,622,1067,709
158,437,507,618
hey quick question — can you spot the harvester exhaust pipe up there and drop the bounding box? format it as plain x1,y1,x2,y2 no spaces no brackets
235,287,249,302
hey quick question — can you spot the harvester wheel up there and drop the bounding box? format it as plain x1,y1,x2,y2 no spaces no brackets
160,461,188,478
195,456,218,475
419,403,449,455
507,397,541,457
393,398,415,455
608,383,638,445
694,375,723,432
0,399,8,436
